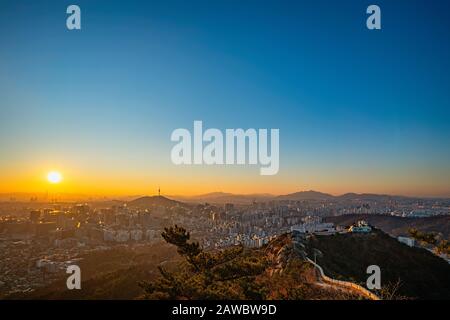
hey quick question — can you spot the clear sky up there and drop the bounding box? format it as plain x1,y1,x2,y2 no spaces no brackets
1,0,449,197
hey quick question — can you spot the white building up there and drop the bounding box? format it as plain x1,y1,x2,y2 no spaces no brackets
398,236,415,247
291,222,336,235
349,220,372,233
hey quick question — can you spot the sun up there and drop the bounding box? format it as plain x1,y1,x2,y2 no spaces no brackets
47,171,62,184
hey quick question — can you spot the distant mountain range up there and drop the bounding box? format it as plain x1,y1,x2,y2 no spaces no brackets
169,190,438,204
275,190,419,202
1,190,447,205
276,190,334,201
110,191,433,209
127,195,181,208
173,191,331,204
172,192,274,204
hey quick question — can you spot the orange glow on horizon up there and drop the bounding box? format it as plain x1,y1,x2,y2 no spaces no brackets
0,164,449,199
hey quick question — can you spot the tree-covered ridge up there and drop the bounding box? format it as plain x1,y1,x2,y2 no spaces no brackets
408,228,450,255
140,225,367,300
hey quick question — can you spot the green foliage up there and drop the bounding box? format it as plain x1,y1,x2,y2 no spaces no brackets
140,225,268,299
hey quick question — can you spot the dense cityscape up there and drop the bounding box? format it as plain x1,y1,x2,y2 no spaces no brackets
1,192,449,297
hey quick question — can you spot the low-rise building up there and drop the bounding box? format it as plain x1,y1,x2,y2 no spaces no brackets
398,236,415,247
348,220,372,233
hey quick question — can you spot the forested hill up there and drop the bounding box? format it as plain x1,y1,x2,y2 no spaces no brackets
305,228,450,299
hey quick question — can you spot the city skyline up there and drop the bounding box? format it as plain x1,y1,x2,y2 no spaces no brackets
1,187,450,202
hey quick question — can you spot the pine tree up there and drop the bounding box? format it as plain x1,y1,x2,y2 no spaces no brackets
140,225,268,299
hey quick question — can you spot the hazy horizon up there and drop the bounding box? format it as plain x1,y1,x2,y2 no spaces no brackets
1,188,449,201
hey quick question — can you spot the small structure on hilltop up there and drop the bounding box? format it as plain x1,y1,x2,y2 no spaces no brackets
348,220,372,233
291,222,337,236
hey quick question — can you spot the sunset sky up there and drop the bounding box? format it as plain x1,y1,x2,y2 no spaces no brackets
1,0,449,197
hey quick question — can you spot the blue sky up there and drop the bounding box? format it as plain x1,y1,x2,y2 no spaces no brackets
0,0,449,196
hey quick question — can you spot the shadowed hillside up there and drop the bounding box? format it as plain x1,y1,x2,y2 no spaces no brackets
325,215,450,238
6,243,179,300
305,229,450,299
